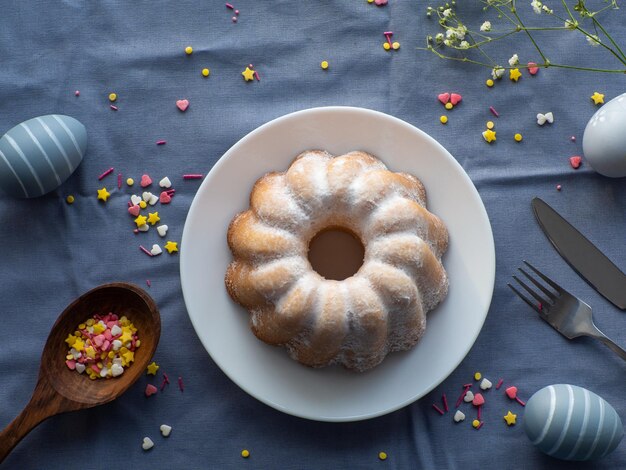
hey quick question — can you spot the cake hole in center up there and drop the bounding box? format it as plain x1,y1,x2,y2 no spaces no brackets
308,227,365,281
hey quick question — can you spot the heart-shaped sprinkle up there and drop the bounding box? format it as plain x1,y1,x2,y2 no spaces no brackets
111,363,124,377
159,191,172,204
176,99,189,112
375,0,388,5
450,93,463,105
151,244,163,256
505,386,518,399
142,191,153,202
142,437,154,450
570,155,582,169
472,393,485,407
437,93,450,105
137,224,149,232
157,225,169,237
159,177,172,188
112,340,122,351
464,390,475,402
148,194,159,205
140,175,152,187
480,378,493,390
527,62,539,75
145,384,158,397
128,205,140,217
130,195,142,206
75,363,86,374
453,410,465,422
160,424,172,437
93,335,105,348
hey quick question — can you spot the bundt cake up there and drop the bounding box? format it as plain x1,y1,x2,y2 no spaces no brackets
225,150,449,372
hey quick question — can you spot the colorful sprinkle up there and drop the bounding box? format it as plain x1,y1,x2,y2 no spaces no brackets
226,2,234,9
108,93,117,102
504,411,517,426
440,115,448,124
139,245,153,257
486,121,494,130
147,362,160,375
202,68,210,77
450,93,462,105
496,378,504,389
509,68,522,82
453,410,465,422
160,424,172,437
145,383,158,397
146,279,152,287
147,212,161,226
570,135,576,142
392,41,400,50
142,437,154,451
183,174,203,179
126,178,134,186
570,155,582,169
378,452,387,461
489,106,499,117
482,129,496,143
176,99,190,112
486,79,494,87
557,184,562,191
156,140,167,146
98,167,114,180
242,67,255,81
527,62,539,75
321,60,329,70
178,376,185,392
438,93,450,105
432,403,445,415
444,102,453,110
472,419,481,429
480,378,493,390
442,393,449,412
117,173,122,189
110,105,118,111
75,90,80,97
590,91,605,105
66,195,75,204
474,372,482,380
97,187,111,202
164,241,179,254
185,46,193,55
537,112,554,125
514,133,523,142
241,449,250,458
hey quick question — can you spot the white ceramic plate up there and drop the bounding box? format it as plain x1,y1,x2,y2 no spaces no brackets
180,107,495,422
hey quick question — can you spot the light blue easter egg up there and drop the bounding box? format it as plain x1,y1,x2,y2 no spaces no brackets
0,114,87,198
524,384,623,461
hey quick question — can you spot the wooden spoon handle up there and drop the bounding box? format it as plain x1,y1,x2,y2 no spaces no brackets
0,378,69,464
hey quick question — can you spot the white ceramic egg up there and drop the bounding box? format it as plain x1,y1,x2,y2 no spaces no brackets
582,92,626,177
524,384,623,461
0,114,87,198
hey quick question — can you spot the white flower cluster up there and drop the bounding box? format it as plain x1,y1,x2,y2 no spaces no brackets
491,66,505,79
480,21,492,32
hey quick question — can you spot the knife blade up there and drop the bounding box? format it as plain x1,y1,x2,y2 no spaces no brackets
532,197,626,310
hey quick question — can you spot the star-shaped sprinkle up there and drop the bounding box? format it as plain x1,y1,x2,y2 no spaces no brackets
591,91,605,105
65,334,77,347
509,68,522,82
134,215,148,228
147,361,160,375
504,411,517,426
119,329,133,344
72,338,85,352
164,241,179,254
242,67,255,81
482,129,497,143
147,212,161,225
97,187,111,202
122,350,135,365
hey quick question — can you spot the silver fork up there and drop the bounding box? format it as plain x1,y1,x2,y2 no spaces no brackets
508,260,626,362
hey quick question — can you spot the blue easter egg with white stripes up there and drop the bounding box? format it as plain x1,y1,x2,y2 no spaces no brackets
0,114,87,198
524,384,623,461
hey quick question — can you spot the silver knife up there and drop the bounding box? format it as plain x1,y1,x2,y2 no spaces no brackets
532,197,626,310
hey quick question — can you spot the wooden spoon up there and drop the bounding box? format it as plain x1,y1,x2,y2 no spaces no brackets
0,282,160,463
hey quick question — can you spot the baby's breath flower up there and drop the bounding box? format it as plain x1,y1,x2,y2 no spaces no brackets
508,54,519,66
435,32,444,43
541,4,553,13
480,21,492,32
531,0,543,14
491,66,505,79
443,8,452,17
443,39,453,47
564,19,578,29
459,40,470,49
586,34,601,46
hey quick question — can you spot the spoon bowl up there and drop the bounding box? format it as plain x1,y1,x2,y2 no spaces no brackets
0,282,160,463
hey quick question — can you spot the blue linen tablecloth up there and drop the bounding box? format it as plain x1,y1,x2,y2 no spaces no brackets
1,1,625,468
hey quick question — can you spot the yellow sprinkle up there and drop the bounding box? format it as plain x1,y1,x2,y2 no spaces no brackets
86,319,94,326
486,121,494,130
472,419,481,428
78,323,85,330
108,93,117,102
440,115,448,124
392,41,400,50
444,102,453,110
126,178,134,186
378,452,388,460
474,372,482,380
486,79,494,87
202,68,210,77
108,351,115,358
185,46,193,55
139,200,147,209
514,133,523,142
320,60,329,70
66,354,74,360
241,449,250,458
66,195,75,204
383,42,391,50
368,0,374,3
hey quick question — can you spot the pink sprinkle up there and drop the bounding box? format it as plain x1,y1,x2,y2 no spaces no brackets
163,372,170,384
254,71,260,81
455,385,472,408
75,90,80,97
139,245,153,257
383,31,394,36
477,421,484,430
65,359,76,370
432,404,445,415
146,279,151,287
477,405,482,420
178,376,185,392
570,155,582,169
235,9,239,14
133,229,139,234
570,135,576,142
516,397,526,407
232,16,237,22
489,106,499,117
117,173,122,189
110,105,118,111
98,167,114,180
442,393,449,412
165,189,176,195
496,378,504,390
156,140,167,145
225,2,234,8
145,384,158,397
556,184,562,191
183,174,203,180
248,63,254,69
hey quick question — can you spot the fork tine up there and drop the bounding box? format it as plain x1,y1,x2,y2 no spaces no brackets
512,275,550,307
523,260,564,293
518,267,557,301
508,283,542,314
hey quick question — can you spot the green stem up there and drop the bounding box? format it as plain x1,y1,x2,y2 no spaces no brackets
592,16,626,61
510,0,548,63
